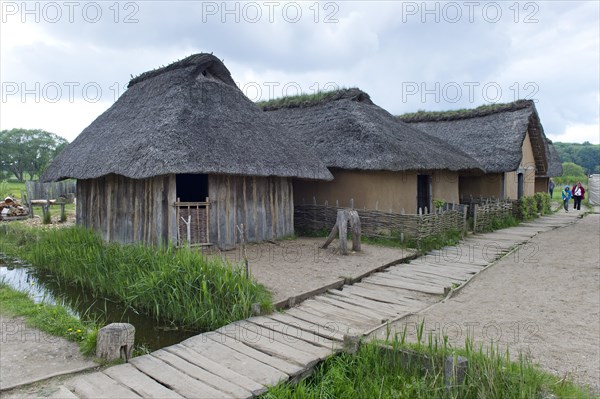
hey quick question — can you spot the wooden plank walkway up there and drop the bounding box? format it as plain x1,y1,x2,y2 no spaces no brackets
56,212,578,399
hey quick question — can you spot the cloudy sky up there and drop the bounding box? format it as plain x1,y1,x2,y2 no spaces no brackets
1,0,599,144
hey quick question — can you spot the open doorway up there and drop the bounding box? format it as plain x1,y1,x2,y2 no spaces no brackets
517,173,524,199
417,174,431,213
176,174,208,202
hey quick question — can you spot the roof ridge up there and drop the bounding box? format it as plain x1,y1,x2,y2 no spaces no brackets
398,99,535,123
260,88,373,111
127,53,234,88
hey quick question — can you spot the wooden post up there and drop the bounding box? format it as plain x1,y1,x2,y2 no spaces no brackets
205,197,210,245
60,203,66,222
473,204,478,233
349,210,361,252
237,224,249,279
322,210,361,255
180,216,191,248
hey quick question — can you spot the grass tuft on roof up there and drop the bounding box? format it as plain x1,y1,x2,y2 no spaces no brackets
258,87,376,111
397,99,534,123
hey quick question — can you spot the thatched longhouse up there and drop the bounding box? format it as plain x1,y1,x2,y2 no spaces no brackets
399,100,549,200
43,53,332,249
263,89,482,213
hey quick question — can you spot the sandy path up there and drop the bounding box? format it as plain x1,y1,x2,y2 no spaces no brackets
372,213,600,393
0,315,96,391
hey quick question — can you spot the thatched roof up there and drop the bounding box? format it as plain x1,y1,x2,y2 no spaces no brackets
43,53,333,182
398,100,549,174
262,89,482,173
541,140,563,177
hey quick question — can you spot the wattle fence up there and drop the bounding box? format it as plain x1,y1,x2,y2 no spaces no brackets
460,197,514,233
294,201,468,242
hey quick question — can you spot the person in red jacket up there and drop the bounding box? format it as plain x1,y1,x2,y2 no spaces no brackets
571,181,586,211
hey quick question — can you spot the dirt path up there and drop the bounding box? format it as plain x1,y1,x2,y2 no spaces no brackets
217,238,415,304
0,315,96,391
372,213,600,393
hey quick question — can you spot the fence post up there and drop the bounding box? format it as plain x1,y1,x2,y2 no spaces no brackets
473,204,478,233
462,206,468,238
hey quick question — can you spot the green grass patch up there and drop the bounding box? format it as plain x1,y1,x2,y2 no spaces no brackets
0,180,26,199
262,331,595,399
0,283,99,356
0,225,272,331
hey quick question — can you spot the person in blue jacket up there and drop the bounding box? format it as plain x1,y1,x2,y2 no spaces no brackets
561,185,572,212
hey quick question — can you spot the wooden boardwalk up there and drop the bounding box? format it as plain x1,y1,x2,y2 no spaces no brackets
47,213,578,399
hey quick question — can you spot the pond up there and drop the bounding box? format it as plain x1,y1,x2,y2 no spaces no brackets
0,254,199,351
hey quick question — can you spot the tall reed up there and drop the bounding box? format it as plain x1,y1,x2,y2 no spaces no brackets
0,225,271,331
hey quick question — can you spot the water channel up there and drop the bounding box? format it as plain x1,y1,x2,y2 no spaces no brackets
0,255,198,351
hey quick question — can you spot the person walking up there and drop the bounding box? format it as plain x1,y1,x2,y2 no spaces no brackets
571,181,585,211
549,178,555,198
562,185,572,212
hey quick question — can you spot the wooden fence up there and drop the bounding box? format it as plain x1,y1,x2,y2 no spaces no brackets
174,200,211,247
470,199,514,233
25,180,76,202
295,201,468,242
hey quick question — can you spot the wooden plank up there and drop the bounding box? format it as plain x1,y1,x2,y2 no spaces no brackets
47,386,79,399
349,283,431,307
300,299,379,327
265,312,345,342
399,263,473,280
385,268,457,286
130,354,231,399
216,322,319,366
364,275,446,295
249,316,341,349
325,290,410,316
375,272,445,290
314,294,396,320
244,318,337,357
103,363,183,399
69,372,142,399
340,285,422,308
415,260,484,273
164,344,265,396
181,334,289,387
152,349,252,399
285,307,362,336
202,331,304,377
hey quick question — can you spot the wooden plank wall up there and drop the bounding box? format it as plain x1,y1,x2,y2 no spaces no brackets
76,174,177,246
209,175,294,249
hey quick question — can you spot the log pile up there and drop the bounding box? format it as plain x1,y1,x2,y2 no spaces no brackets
0,197,29,220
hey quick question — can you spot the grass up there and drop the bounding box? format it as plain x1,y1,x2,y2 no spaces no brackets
0,225,272,331
0,180,26,199
0,283,99,356
262,329,595,399
362,229,462,255
257,87,349,109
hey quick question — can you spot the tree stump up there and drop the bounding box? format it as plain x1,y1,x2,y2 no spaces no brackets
321,209,361,255
96,323,135,362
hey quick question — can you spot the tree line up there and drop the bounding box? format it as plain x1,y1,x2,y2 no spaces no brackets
553,141,600,175
0,129,68,182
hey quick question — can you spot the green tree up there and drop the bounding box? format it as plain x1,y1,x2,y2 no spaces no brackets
0,129,68,182
561,162,586,177
576,145,600,174
554,142,600,175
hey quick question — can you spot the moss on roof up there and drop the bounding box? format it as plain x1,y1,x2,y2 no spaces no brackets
257,87,375,110
397,100,534,122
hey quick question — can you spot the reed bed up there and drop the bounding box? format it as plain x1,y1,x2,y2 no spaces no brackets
0,225,272,331
262,326,594,399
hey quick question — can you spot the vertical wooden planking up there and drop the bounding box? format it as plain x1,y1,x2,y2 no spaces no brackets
167,174,178,245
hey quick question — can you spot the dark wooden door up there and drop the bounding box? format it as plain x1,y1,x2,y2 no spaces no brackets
417,174,431,213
